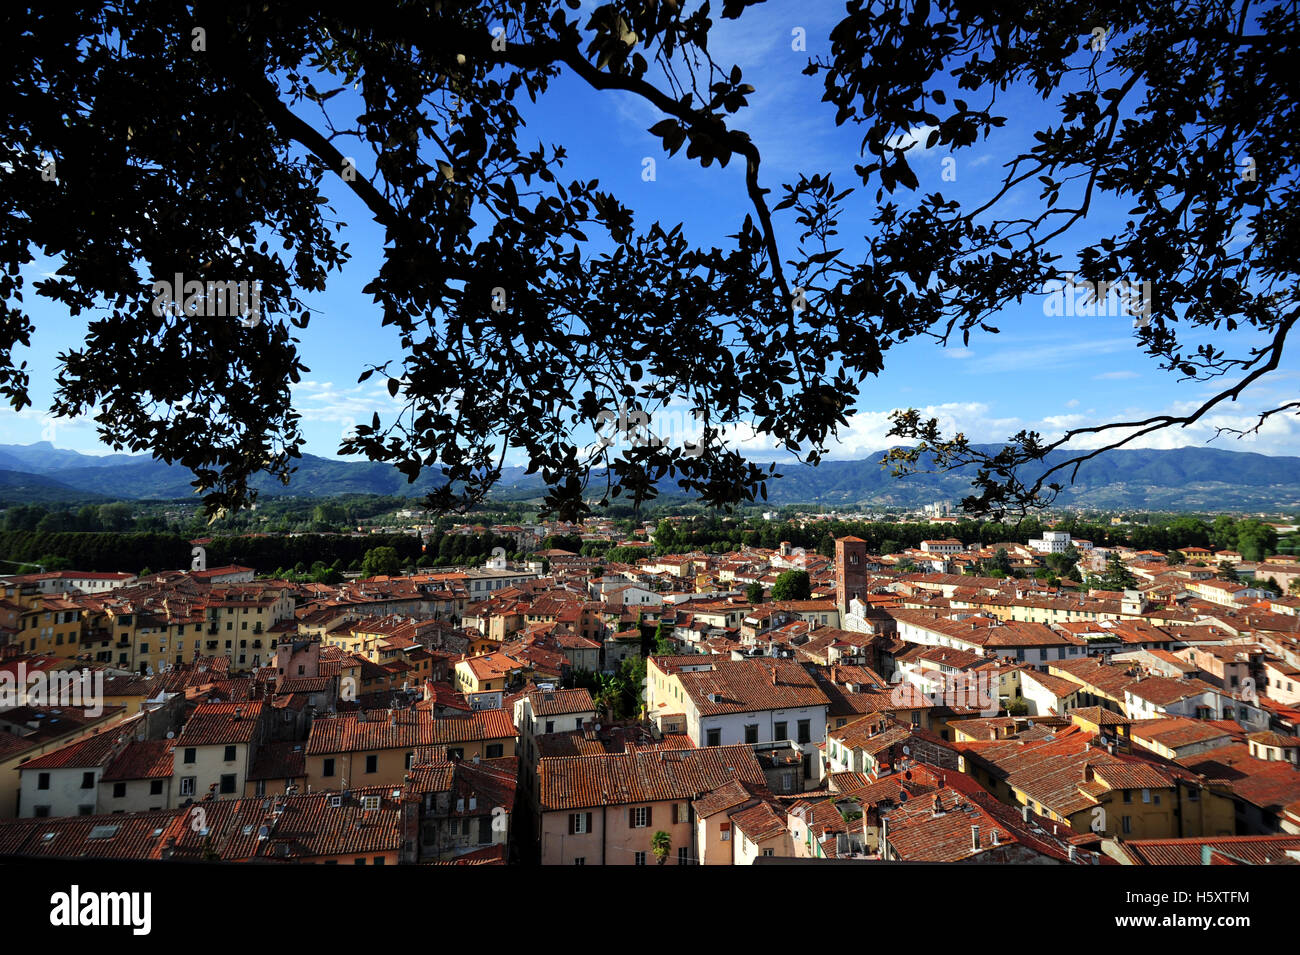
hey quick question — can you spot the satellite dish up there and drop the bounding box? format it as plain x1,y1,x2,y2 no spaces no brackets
166,731,175,739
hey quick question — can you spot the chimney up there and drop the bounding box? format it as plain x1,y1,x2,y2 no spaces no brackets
1021,804,1030,823
991,829,1000,846
1068,845,1078,863
971,825,980,851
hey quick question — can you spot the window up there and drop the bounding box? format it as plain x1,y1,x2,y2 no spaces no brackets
323,758,336,777
486,744,504,759
762,848,775,857
569,812,592,834
634,851,646,865
1188,788,1200,802
79,805,94,816
720,822,731,841
1122,816,1132,835
37,773,50,791
179,777,196,797
774,721,788,741
183,748,197,764
744,724,759,744
797,720,811,744
365,755,378,774
113,782,126,799
34,806,50,818
574,857,586,865
1122,790,1133,804
81,772,95,790
373,857,385,865
545,720,554,734
678,846,689,865
220,774,236,794
149,780,163,796
630,806,650,828
1141,789,1151,804
224,745,236,762
446,747,464,761
705,728,722,747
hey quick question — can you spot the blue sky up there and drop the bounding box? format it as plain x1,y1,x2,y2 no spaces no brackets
5,1,1297,464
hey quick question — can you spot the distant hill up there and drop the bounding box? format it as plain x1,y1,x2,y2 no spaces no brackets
0,467,112,504
0,441,1297,512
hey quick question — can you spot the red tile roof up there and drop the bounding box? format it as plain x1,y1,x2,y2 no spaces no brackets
538,745,766,811
306,708,517,755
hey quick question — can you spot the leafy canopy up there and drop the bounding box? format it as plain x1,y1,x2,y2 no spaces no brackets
4,2,1296,521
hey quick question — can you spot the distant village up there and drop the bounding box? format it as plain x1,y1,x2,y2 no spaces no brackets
1,515,1299,866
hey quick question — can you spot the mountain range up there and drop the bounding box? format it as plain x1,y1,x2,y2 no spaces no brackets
0,441,1297,512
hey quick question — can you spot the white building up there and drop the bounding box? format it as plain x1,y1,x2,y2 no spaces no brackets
1029,531,1073,554
919,539,963,556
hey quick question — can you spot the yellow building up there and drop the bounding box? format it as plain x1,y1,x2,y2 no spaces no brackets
454,651,528,694
956,725,1235,840
304,708,518,792
14,598,85,661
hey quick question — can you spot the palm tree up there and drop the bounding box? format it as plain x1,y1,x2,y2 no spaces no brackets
593,673,622,719
651,830,672,865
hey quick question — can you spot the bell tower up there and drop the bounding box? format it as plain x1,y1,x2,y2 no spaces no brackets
835,537,868,617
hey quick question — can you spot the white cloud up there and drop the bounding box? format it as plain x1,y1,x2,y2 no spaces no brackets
292,380,404,426
1093,370,1140,380
884,125,939,156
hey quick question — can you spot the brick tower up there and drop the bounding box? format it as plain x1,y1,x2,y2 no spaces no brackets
835,536,868,617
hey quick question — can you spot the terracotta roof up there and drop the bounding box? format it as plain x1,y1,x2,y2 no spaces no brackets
538,745,766,811
306,708,517,755
677,659,829,716
0,809,180,860
729,800,787,843
176,702,264,748
523,687,595,716
1120,834,1300,865
19,731,123,771
101,740,176,782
